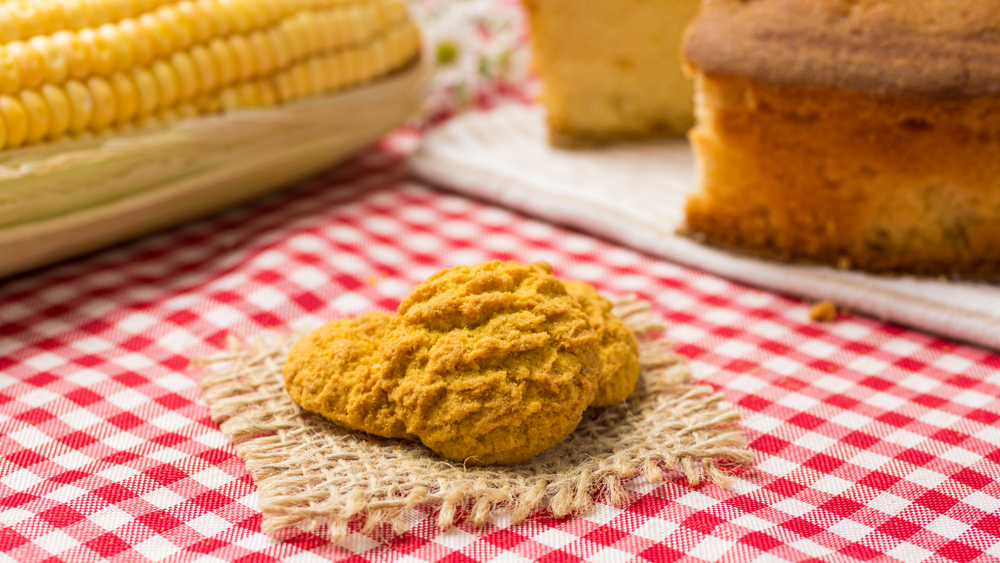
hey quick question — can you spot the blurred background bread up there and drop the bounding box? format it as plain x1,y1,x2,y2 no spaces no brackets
683,0,1000,278
522,0,700,147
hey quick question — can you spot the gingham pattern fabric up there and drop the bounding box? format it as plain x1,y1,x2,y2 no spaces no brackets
1,134,999,563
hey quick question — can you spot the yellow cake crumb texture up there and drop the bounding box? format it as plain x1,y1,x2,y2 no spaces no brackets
522,0,701,147
282,260,643,466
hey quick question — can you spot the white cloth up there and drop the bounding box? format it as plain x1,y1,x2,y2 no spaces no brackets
410,104,1000,351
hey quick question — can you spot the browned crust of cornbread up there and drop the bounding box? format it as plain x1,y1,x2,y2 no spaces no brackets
684,75,1000,278
684,0,1000,100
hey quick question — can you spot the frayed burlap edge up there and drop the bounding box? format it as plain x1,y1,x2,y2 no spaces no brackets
197,296,753,543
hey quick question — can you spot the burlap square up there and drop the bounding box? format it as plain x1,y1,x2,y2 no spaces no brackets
198,296,752,542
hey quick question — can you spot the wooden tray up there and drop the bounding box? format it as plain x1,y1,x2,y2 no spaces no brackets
0,60,427,279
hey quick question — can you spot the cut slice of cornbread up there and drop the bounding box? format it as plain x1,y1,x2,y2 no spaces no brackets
523,0,701,147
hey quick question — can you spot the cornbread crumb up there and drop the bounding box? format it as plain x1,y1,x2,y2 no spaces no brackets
809,301,837,323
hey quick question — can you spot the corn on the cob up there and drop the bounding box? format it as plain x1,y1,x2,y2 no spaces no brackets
0,0,421,149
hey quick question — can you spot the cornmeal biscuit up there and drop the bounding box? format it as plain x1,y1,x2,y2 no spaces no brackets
378,260,600,465
283,311,410,439
564,280,641,407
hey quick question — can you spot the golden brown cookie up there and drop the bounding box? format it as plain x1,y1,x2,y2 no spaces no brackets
564,280,641,407
283,311,410,439
378,260,600,465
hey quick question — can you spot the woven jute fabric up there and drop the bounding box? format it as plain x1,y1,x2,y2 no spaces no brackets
198,296,753,542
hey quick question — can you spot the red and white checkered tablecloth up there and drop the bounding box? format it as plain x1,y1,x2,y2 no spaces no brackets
1,132,999,563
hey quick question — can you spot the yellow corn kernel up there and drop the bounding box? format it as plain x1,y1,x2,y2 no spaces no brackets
9,1,43,40
130,0,157,16
278,18,306,61
126,0,150,16
189,45,218,94
320,53,339,91
84,0,113,27
51,31,91,80
78,28,115,76
371,36,388,75
303,11,325,56
258,78,277,106
41,0,70,35
344,6,363,45
0,48,23,95
64,79,93,134
99,24,136,71
306,57,326,94
198,0,232,37
176,102,198,118
87,76,115,131
227,35,256,81
106,0,134,21
131,67,159,115
0,108,7,148
266,28,292,69
152,60,179,106
6,42,44,90
335,50,353,86
138,13,175,59
118,19,155,66
157,6,196,50
110,72,138,124
311,11,333,53
0,94,28,147
252,0,279,25
60,0,89,30
247,31,275,76
218,0,254,33
176,1,215,43
41,84,71,140
26,37,67,86
357,47,374,83
274,70,296,102
237,82,261,106
158,106,180,123
218,86,240,110
0,6,21,43
361,4,380,42
197,93,221,113
241,0,270,30
325,9,346,51
330,8,351,49
170,52,200,101
291,62,311,95
207,38,236,87
20,89,50,144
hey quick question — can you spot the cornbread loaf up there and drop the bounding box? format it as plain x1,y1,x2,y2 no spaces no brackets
522,0,701,147
682,0,1000,277
0,0,420,150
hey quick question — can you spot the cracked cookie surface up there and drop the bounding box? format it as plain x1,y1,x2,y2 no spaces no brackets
564,280,641,407
378,260,600,465
283,311,410,439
